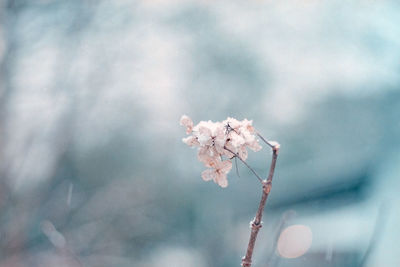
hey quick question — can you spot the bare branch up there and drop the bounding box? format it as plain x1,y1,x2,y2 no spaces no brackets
256,131,280,151
241,135,280,267
235,156,240,178
224,146,263,184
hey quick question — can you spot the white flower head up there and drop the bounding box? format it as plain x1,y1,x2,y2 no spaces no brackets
180,115,264,188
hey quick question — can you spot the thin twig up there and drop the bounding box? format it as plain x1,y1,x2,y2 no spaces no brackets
241,132,280,267
235,156,240,178
256,131,275,148
224,146,263,184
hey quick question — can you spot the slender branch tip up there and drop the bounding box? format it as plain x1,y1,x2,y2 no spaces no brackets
223,146,264,184
270,141,280,154
255,131,280,154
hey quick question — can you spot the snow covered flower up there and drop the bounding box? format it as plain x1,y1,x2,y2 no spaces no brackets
180,115,263,188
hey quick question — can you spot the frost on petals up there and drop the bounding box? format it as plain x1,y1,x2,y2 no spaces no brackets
180,115,263,188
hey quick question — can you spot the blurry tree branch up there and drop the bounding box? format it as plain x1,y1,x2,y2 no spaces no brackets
359,204,387,267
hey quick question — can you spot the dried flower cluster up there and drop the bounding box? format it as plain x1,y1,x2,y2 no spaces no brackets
180,115,262,188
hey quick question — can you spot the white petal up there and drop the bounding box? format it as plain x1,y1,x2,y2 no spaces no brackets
182,136,199,147
219,160,233,174
201,169,215,181
231,134,245,147
224,117,241,129
180,115,193,134
215,173,228,188
195,126,212,146
248,140,262,152
180,115,193,127
238,146,248,161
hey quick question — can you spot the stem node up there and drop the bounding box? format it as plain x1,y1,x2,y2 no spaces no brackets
241,257,252,267
251,219,263,230
262,181,272,194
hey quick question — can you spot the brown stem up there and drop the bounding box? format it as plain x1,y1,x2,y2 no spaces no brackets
224,146,263,184
241,139,280,267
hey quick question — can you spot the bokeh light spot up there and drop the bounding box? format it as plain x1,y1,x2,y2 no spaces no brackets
277,224,312,259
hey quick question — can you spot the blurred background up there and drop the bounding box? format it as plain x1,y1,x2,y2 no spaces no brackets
0,0,400,266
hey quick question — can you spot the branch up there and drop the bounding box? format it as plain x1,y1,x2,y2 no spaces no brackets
241,133,280,267
256,132,276,149
235,156,240,178
224,146,263,184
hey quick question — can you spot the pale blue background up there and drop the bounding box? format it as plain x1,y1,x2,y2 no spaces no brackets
0,0,399,266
